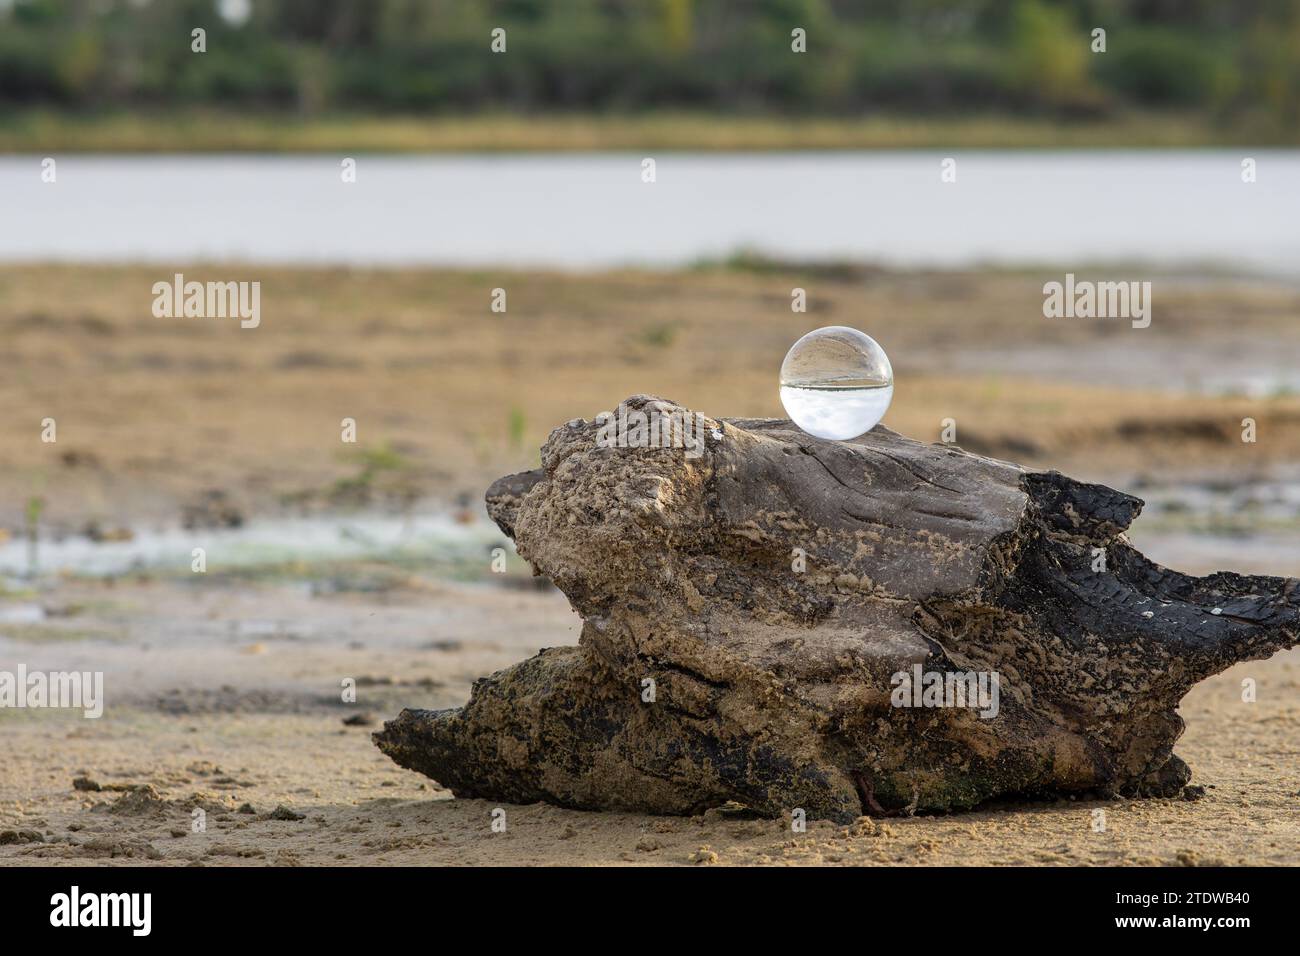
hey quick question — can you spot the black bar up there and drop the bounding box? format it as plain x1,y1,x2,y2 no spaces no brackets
0,865,1274,941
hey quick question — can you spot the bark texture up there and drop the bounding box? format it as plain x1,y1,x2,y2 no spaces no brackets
375,395,1299,821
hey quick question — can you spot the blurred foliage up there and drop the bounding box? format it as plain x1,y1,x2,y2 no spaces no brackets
0,0,1297,130
1007,0,1095,110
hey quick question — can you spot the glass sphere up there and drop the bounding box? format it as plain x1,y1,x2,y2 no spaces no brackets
779,326,894,440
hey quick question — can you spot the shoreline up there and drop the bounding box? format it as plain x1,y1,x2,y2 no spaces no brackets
3,109,1295,154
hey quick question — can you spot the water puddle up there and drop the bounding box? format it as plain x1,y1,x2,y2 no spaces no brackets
0,511,510,580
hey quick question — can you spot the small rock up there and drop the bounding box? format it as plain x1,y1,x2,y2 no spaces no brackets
0,829,44,845
84,522,134,543
80,837,162,860
181,489,244,530
269,805,305,821
342,712,375,727
72,776,102,792
844,816,880,838
715,801,764,819
690,845,719,865
109,785,166,816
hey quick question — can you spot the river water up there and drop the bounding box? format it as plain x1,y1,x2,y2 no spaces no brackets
2,151,1297,272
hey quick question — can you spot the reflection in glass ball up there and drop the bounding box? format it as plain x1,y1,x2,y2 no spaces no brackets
779,326,894,440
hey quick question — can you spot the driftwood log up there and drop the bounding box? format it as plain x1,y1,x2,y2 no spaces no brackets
375,395,1299,821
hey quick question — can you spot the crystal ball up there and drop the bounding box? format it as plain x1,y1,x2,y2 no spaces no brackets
779,326,894,440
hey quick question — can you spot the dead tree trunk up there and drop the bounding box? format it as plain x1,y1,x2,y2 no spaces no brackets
375,395,1299,821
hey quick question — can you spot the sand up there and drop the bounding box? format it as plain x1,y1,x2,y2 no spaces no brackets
5,264,1300,532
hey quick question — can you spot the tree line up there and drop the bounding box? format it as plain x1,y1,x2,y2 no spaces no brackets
1,0,1296,128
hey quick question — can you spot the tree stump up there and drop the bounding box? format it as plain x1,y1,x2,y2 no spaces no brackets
375,395,1299,821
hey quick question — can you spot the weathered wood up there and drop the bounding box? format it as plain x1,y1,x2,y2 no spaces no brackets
375,395,1300,821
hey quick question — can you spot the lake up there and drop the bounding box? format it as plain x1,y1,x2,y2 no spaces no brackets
2,151,1297,272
